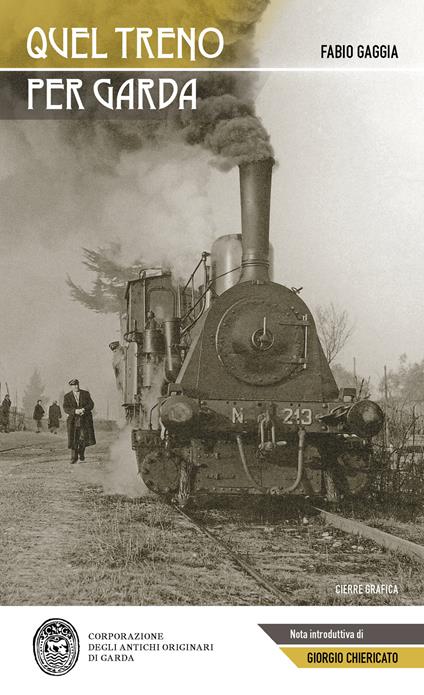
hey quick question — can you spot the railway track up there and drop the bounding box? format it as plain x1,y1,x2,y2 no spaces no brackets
172,503,289,603
0,443,48,454
171,500,424,604
314,506,424,564
1,435,423,605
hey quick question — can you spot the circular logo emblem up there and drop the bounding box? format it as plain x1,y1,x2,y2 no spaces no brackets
33,619,79,676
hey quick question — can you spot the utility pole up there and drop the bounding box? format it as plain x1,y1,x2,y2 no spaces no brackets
412,404,416,450
384,365,390,448
14,388,18,429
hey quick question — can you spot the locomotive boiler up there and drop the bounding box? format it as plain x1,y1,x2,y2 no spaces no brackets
111,158,383,506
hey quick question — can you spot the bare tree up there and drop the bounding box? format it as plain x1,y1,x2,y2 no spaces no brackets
378,354,424,404
315,303,354,364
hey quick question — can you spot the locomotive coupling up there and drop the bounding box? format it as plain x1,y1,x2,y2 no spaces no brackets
159,394,199,431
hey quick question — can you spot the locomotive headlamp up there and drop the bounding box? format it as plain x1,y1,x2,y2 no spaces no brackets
346,399,384,438
159,395,199,430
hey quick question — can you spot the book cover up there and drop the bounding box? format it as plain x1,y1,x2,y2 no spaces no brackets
0,0,423,690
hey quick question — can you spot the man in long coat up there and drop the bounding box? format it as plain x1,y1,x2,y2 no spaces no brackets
63,379,96,463
33,400,45,432
0,394,11,432
48,401,62,434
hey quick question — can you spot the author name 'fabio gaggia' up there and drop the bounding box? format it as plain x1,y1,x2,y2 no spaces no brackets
321,44,398,59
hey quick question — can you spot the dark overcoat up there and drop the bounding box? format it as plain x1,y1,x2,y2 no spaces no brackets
0,396,11,428
48,403,62,429
63,389,96,449
33,404,44,421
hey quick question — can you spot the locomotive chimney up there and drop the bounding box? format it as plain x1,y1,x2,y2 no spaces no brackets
239,158,274,283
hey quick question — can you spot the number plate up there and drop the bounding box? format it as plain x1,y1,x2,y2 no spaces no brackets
279,407,313,426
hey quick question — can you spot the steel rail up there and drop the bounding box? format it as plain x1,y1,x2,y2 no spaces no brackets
314,506,424,564
0,443,47,454
171,503,289,605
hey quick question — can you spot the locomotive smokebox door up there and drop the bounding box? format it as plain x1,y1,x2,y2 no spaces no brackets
216,297,308,385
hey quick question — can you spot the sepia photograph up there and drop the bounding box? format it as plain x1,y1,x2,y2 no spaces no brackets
1,0,424,608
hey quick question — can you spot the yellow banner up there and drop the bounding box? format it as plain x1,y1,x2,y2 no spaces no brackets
0,0,277,68
281,647,424,668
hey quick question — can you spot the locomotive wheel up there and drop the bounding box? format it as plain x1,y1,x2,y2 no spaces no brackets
139,449,180,496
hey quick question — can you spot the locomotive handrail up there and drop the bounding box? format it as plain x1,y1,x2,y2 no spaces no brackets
179,251,210,333
180,285,209,333
180,264,242,336
180,253,209,294
179,254,207,330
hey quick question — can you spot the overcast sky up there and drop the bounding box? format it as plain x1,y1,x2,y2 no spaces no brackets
1,0,424,411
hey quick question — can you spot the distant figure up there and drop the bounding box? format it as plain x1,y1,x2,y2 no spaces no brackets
48,401,62,434
63,379,96,464
33,400,45,433
0,395,11,433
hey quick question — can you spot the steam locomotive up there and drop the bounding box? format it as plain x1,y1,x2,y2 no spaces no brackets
110,159,383,506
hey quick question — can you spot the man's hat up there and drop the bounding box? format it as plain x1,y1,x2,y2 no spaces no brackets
68,378,79,386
